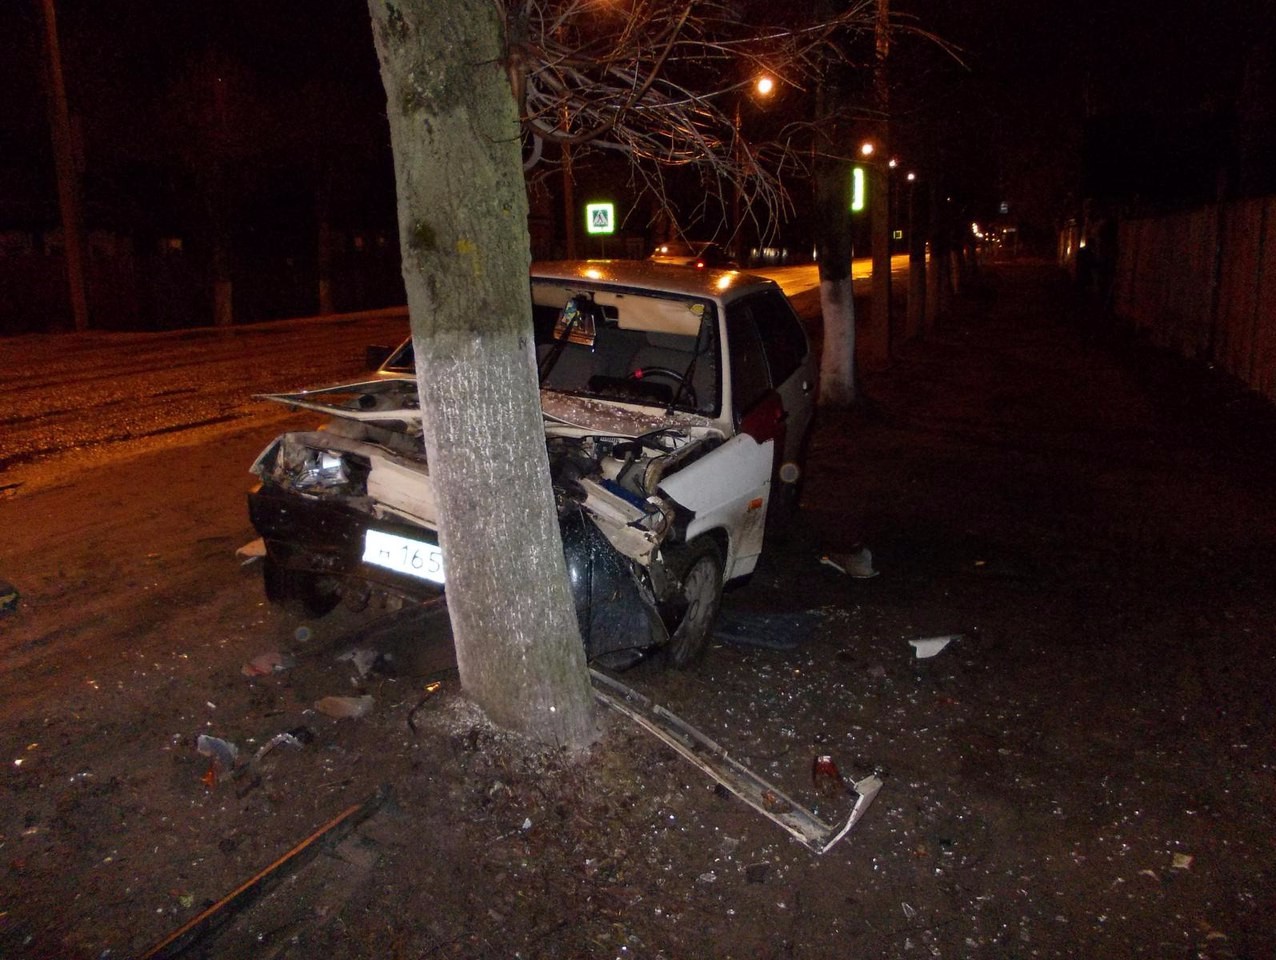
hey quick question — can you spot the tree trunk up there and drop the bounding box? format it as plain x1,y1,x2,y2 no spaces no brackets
813,80,857,407
367,0,595,747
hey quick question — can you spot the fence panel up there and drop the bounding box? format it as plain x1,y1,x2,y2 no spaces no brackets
1251,198,1276,399
1113,197,1276,401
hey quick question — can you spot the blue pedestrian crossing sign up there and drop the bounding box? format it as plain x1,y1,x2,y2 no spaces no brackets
586,202,615,235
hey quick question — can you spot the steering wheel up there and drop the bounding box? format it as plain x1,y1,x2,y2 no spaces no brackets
628,366,696,408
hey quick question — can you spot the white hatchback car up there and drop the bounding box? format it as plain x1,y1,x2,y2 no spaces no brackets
248,260,816,668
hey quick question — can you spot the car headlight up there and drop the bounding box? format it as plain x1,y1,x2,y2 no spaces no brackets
295,450,349,489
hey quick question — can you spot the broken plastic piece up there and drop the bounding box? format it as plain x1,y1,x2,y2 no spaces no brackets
314,695,374,719
196,734,239,770
820,547,879,578
253,732,306,763
1171,852,1193,870
235,538,266,564
591,669,882,854
909,634,961,659
241,651,296,677
338,648,381,678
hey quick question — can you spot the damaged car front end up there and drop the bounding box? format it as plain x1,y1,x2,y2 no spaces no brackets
248,261,815,668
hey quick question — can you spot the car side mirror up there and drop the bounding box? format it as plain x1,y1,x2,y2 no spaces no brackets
365,344,394,370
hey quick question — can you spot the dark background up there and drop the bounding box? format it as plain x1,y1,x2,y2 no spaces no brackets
2,0,1273,332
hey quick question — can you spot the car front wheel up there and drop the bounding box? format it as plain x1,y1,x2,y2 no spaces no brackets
662,538,724,668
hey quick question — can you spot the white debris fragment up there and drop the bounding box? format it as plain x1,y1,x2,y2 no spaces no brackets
235,538,267,562
1171,852,1194,870
909,634,962,659
820,547,879,579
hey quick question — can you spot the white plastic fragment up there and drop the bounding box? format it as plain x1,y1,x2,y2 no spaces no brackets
196,734,239,770
1171,852,1193,870
253,732,305,763
909,634,961,659
820,547,879,579
338,648,379,678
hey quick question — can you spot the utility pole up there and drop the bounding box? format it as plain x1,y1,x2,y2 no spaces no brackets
38,0,90,332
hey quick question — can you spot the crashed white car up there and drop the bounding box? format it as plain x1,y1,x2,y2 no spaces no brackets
248,260,815,668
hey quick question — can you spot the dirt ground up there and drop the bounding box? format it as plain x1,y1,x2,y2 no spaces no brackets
2,261,1274,958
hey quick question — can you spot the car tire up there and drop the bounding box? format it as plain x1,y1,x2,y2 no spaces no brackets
263,556,342,618
662,538,724,669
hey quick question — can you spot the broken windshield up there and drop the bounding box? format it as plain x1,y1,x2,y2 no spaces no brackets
531,282,720,416
380,284,722,417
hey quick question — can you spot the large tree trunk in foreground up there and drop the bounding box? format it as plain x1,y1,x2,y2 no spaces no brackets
367,0,595,747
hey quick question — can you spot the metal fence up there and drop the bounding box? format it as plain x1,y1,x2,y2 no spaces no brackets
1114,197,1276,400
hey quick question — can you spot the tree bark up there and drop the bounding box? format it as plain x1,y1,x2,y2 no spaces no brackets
367,0,595,747
813,81,857,407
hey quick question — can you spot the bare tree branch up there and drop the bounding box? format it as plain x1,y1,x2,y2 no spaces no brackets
497,0,881,244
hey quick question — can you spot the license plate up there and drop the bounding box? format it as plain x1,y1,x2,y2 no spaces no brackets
362,529,445,584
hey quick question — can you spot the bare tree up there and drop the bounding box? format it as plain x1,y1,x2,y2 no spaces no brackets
510,0,877,249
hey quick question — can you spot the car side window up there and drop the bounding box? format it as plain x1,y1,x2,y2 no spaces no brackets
748,290,809,385
725,304,771,418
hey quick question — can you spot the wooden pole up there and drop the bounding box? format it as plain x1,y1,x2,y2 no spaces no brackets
38,0,90,332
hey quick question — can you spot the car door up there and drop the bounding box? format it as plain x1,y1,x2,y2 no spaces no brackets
727,289,816,470
741,289,816,469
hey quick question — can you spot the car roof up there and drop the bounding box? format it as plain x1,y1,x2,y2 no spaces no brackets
532,259,776,302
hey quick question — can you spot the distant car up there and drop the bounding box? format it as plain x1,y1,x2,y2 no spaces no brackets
649,240,738,270
247,260,815,668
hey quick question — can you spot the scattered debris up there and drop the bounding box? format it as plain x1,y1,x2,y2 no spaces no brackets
811,755,846,796
235,538,266,564
240,651,295,677
253,729,311,763
196,734,239,770
139,790,387,960
0,580,18,616
196,735,240,789
820,547,879,578
407,677,450,733
338,647,384,678
1171,852,1194,870
591,669,882,854
314,695,374,720
909,634,961,659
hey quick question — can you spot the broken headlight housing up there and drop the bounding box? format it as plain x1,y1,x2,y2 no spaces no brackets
266,436,369,496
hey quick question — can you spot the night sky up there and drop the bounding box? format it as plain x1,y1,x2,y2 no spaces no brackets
2,1,1271,265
